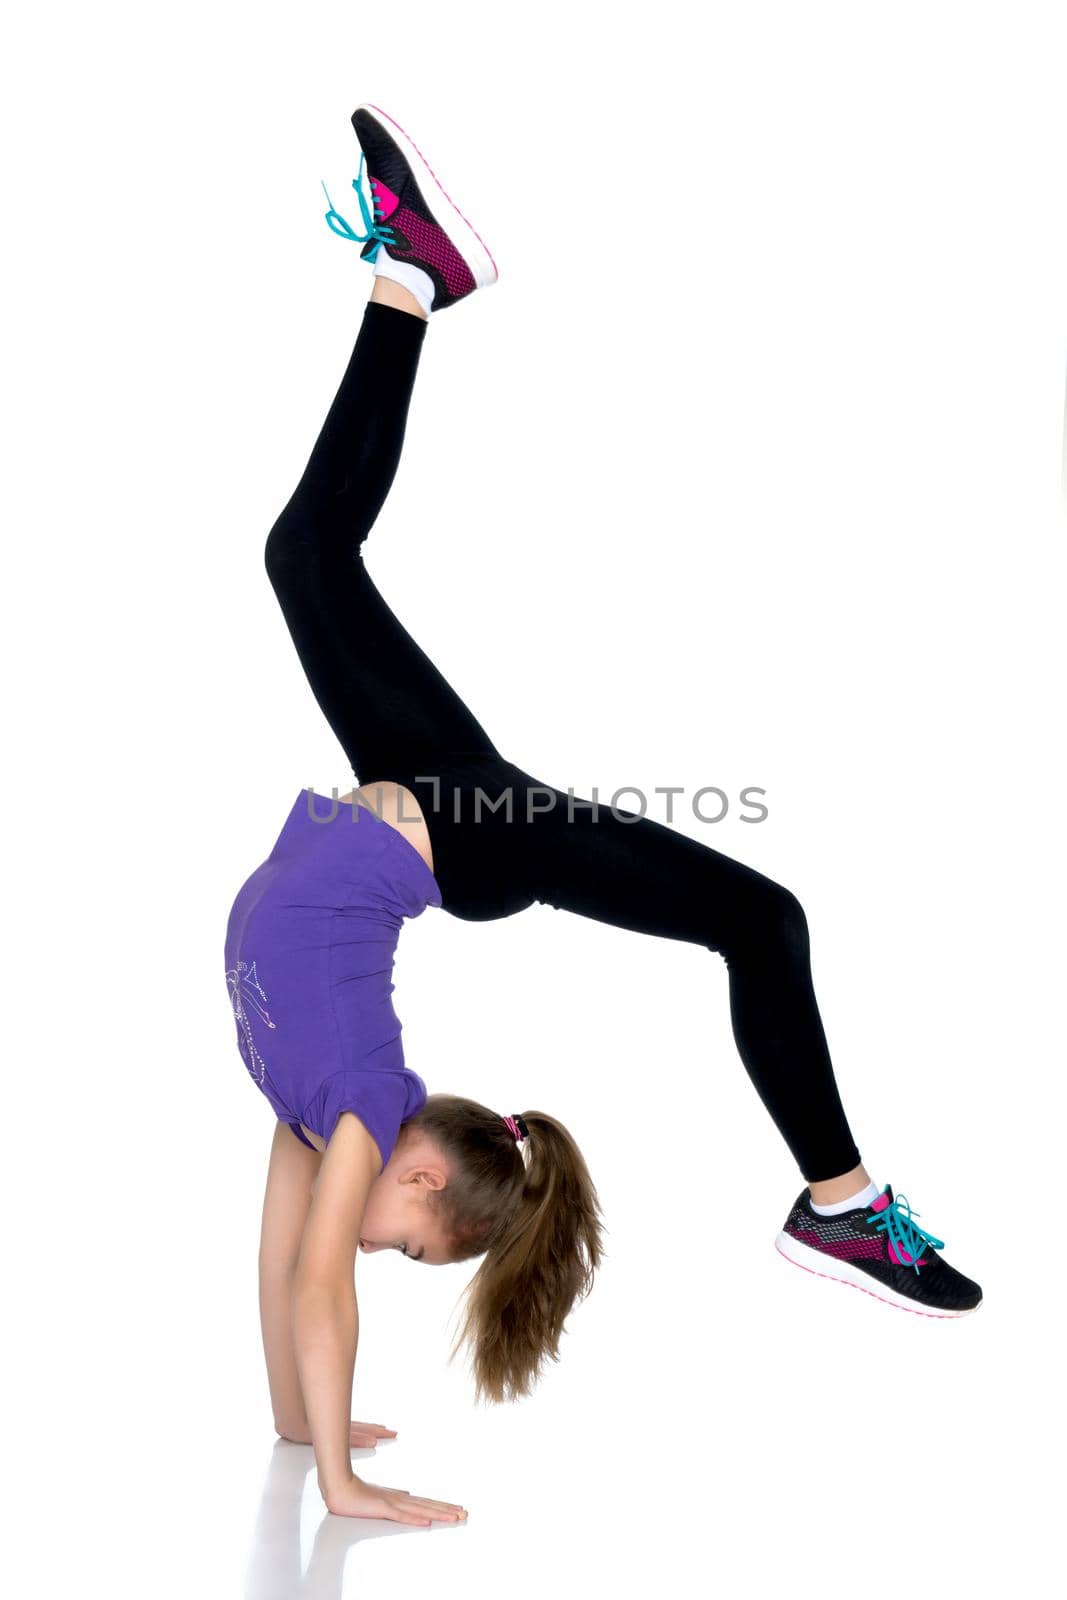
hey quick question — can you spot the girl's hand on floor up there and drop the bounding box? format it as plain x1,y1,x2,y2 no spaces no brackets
323,1474,468,1526
277,1418,398,1449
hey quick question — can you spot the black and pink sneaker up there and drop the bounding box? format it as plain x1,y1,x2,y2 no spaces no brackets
321,102,498,313
775,1184,982,1318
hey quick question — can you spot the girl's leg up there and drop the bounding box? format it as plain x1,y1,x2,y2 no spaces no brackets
263,291,861,1182
520,787,864,1184
264,294,500,780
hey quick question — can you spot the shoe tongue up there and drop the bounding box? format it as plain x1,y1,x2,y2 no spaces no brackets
870,1183,894,1213
371,176,401,221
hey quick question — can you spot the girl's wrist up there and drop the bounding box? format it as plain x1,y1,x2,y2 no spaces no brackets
319,1468,356,1503
275,1415,311,1443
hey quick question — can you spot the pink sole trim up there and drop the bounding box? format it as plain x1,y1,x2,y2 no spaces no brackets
774,1240,980,1320
365,102,499,278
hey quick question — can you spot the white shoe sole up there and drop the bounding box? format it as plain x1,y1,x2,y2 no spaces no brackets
774,1230,981,1318
358,102,499,292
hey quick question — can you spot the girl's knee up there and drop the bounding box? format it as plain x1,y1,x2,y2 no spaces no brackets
264,511,306,584
733,881,811,963
768,885,810,956
265,509,368,588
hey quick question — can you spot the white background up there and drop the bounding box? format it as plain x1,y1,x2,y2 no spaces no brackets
5,2,1065,1594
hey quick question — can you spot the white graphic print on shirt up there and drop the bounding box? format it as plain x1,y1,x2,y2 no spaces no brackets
227,958,276,1084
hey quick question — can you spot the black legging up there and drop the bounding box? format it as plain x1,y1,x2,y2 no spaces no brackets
263,299,863,1184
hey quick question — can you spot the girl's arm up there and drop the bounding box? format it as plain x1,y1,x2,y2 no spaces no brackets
258,1122,321,1437
290,1112,380,1502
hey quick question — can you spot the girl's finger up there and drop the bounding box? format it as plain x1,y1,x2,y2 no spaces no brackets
396,1507,432,1526
384,1497,429,1521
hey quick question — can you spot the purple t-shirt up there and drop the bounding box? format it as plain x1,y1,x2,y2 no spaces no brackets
224,789,442,1168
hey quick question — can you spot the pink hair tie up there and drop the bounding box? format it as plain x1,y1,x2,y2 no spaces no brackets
502,1114,529,1142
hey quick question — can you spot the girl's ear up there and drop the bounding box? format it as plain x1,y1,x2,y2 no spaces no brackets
410,1164,448,1192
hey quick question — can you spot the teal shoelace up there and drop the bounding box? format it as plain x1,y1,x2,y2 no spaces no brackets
321,151,396,261
865,1191,945,1275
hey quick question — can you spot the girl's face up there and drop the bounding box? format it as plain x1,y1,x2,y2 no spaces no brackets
357,1135,453,1266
